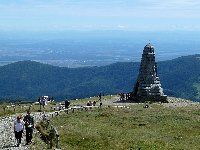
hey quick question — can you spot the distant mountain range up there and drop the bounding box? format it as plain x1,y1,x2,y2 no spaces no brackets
0,54,199,102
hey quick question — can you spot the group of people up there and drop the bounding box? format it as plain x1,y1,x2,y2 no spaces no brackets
13,110,34,147
87,100,96,106
38,96,54,109
119,93,131,101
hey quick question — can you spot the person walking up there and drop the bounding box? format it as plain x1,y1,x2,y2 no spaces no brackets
99,93,102,101
23,110,34,145
14,115,24,147
64,100,70,109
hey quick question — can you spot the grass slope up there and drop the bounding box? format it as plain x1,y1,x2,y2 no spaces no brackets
1,96,199,149
46,102,200,149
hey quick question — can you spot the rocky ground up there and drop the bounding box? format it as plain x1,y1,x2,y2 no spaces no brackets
0,112,47,150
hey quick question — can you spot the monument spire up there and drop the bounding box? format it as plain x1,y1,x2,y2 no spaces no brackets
131,43,167,102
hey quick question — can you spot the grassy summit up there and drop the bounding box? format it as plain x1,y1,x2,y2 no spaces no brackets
33,96,200,150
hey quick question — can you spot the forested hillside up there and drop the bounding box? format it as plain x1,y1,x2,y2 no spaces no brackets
159,54,200,101
0,54,199,101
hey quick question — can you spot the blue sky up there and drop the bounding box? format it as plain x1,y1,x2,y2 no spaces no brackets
0,0,200,31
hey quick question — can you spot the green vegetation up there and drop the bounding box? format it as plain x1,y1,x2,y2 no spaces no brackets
69,95,113,106
0,54,200,101
35,120,58,148
0,96,199,149
38,104,200,150
159,55,200,101
0,102,57,117
194,82,200,98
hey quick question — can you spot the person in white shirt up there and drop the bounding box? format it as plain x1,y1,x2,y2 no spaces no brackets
14,115,24,147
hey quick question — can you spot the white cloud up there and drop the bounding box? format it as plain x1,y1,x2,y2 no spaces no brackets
118,24,125,28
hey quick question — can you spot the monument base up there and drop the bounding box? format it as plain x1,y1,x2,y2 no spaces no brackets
130,95,168,103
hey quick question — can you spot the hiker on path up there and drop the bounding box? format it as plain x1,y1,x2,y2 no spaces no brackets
65,100,70,109
99,93,102,101
99,99,102,108
14,115,24,147
93,100,96,106
23,110,34,145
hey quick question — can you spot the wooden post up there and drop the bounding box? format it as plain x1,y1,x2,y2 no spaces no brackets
49,126,54,149
55,128,60,149
40,104,42,111
3,106,6,112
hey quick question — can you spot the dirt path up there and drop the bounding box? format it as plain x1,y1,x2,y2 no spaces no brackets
101,96,200,108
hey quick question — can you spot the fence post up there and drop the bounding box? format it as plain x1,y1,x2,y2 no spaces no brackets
65,109,69,114
55,128,60,149
3,106,6,112
49,126,54,149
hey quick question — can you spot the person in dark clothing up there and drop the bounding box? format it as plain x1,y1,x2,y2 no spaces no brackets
93,101,96,106
23,110,34,145
99,99,102,108
64,100,70,109
99,93,102,101
87,101,91,106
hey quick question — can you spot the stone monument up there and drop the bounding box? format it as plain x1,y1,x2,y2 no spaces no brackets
131,43,167,102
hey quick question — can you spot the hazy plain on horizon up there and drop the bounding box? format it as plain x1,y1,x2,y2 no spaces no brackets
0,0,200,67
0,30,199,67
